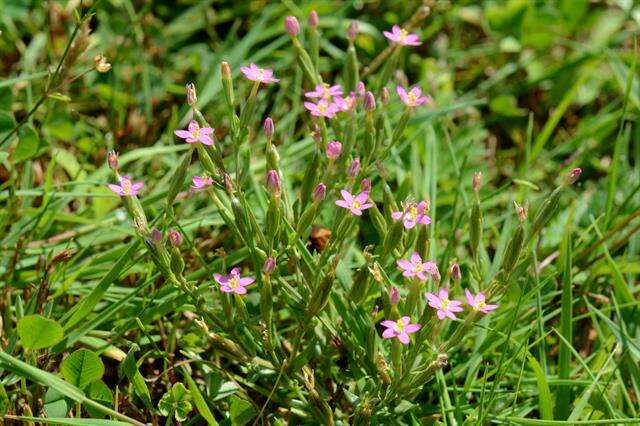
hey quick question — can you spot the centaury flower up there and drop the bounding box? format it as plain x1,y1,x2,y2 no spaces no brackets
304,99,340,118
192,175,213,189
380,316,421,344
391,200,431,229
305,83,343,100
396,252,438,282
174,120,214,145
465,289,499,314
383,25,421,46
107,175,144,197
214,267,255,295
335,190,373,216
425,288,463,320
240,63,280,84
397,86,430,107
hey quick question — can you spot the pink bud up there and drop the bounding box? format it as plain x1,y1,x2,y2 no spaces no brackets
431,266,441,283
364,91,376,111
389,286,400,305
348,157,361,177
356,81,366,98
266,170,281,193
361,178,371,192
169,229,182,247
151,228,163,244
347,20,359,41
313,183,326,201
263,117,274,138
326,140,342,160
308,10,319,27
263,256,276,274
185,82,197,106
450,263,461,281
285,16,300,37
221,61,231,78
107,150,118,170
567,167,582,185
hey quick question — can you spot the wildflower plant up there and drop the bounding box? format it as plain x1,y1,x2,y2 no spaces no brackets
1,3,636,426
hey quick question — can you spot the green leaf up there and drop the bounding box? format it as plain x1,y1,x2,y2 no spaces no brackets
229,394,256,426
17,314,64,350
0,111,16,141
158,382,192,422
527,353,553,420
43,388,69,418
84,380,113,418
7,417,132,426
61,349,105,390
0,381,8,416
13,124,40,163
182,367,218,425
119,345,153,410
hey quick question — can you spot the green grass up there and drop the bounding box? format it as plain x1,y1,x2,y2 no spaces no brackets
1,0,639,425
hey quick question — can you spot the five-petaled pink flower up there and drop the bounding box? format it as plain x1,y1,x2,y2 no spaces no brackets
335,190,373,216
396,252,438,282
397,86,430,107
425,288,463,320
192,175,213,189
383,25,421,46
214,267,255,295
240,63,279,84
380,316,421,344
326,140,342,160
174,120,215,145
391,201,431,229
107,175,144,197
305,83,343,100
465,289,498,314
334,93,357,112
304,99,340,118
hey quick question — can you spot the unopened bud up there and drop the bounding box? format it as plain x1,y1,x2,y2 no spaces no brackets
285,16,300,37
364,91,376,111
514,201,528,222
266,170,281,193
308,10,319,27
263,117,274,138
326,140,342,160
347,20,359,41
348,157,361,177
431,266,441,282
389,287,400,305
221,61,231,78
472,172,482,193
168,229,182,247
107,150,118,170
361,178,371,192
566,167,582,185
151,228,163,244
450,263,461,281
311,123,322,143
263,256,276,274
185,83,197,106
381,87,390,104
356,81,366,98
223,173,234,194
313,183,326,201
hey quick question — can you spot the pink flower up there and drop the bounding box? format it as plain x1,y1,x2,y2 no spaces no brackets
335,190,373,216
391,201,431,229
326,141,342,160
240,63,279,84
389,287,400,305
383,25,421,46
334,93,357,112
107,175,144,197
380,316,421,344
425,288,463,320
305,83,343,100
192,175,213,189
304,99,340,118
397,86,430,107
174,120,215,145
214,267,255,295
465,289,498,314
396,252,438,282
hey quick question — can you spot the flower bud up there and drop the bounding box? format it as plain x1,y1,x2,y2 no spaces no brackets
308,10,319,27
364,91,376,111
389,287,400,305
348,157,361,177
566,167,582,185
107,150,118,170
356,81,366,98
313,183,326,201
263,256,276,274
472,172,482,193
326,140,342,160
514,201,528,222
266,170,281,193
151,228,163,244
361,178,371,192
221,61,231,78
430,266,441,282
381,87,390,104
93,54,111,73
285,16,300,37
347,20,359,41
450,263,461,281
168,229,182,247
185,82,197,106
263,117,274,138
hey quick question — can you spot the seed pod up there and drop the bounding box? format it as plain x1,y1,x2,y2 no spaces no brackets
528,186,562,243
220,62,235,119
383,220,404,254
502,223,524,275
299,151,320,208
306,268,337,319
345,38,359,91
368,203,387,236
382,184,399,222
166,148,193,209
185,82,197,106
170,248,185,275
231,197,250,240
469,200,482,260
296,203,319,236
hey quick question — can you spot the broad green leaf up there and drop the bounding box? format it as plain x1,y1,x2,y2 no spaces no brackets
229,394,256,426
13,124,40,163
158,382,192,422
61,349,105,390
84,380,113,418
43,388,68,418
17,315,64,350
0,111,15,141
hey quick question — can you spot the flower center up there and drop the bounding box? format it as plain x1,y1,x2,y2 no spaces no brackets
228,276,239,289
192,128,200,138
256,68,265,80
322,83,331,98
317,103,327,113
395,320,406,333
441,297,450,309
400,29,408,40
409,205,418,220
407,92,417,103
412,262,423,273
351,200,361,209
475,300,486,310
121,179,131,194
